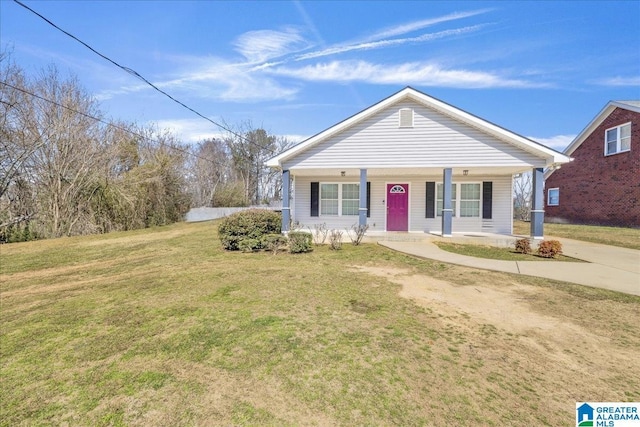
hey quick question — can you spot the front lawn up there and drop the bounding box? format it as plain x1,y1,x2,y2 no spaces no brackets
514,220,640,250
433,241,582,262
1,221,638,426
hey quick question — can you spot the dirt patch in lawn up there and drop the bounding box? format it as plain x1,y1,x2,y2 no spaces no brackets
352,265,640,421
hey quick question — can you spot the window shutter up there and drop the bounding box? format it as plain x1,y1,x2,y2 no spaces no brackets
482,181,492,219
425,182,435,218
366,182,371,218
310,182,319,217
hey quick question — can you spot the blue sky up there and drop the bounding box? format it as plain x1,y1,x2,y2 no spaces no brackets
2,0,639,150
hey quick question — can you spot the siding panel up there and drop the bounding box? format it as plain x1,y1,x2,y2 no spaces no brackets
293,175,513,234
283,101,544,170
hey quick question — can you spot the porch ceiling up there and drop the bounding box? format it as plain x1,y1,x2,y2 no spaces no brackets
288,166,533,177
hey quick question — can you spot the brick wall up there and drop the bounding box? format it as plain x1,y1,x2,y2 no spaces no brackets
545,107,640,227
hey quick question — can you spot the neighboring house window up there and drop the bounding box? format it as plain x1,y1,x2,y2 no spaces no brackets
437,183,481,217
320,183,359,216
605,122,631,155
548,188,559,206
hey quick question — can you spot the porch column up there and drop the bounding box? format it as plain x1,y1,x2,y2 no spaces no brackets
530,167,544,239
442,168,453,237
281,169,290,233
359,168,368,227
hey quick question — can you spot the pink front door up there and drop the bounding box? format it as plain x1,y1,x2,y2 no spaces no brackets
386,183,409,231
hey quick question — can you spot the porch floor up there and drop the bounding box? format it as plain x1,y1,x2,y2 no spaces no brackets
363,231,521,248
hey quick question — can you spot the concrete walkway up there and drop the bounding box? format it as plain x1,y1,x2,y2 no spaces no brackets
378,236,640,296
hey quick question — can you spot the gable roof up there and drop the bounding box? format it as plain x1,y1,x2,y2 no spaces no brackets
563,100,640,156
267,86,570,168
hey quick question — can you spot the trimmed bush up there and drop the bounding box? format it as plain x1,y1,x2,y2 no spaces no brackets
238,238,260,253
537,240,563,258
288,231,313,253
218,209,281,251
262,234,288,255
514,238,532,254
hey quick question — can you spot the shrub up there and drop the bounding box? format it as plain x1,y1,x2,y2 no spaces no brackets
288,231,313,253
238,238,260,253
218,209,281,251
347,224,369,246
310,223,328,245
329,229,343,250
262,234,288,255
514,238,532,254
537,240,563,258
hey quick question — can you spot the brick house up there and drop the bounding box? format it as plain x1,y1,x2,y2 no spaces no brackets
545,101,640,227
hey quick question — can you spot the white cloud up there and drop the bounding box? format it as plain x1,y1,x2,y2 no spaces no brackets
281,134,308,143
97,56,299,102
269,60,541,88
233,27,309,63
295,25,487,61
528,134,575,151
152,118,307,144
153,118,226,143
365,9,492,40
594,76,640,87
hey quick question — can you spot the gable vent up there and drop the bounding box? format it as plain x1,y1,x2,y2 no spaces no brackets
399,108,414,128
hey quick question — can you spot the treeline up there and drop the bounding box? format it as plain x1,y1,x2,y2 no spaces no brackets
0,52,290,243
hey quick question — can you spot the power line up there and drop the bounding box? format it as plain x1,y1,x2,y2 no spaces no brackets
0,79,227,168
11,0,277,154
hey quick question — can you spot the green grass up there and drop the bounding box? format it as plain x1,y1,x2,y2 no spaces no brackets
1,221,638,426
434,241,582,262
514,220,640,250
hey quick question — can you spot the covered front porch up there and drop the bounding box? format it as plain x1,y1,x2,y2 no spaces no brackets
280,166,547,239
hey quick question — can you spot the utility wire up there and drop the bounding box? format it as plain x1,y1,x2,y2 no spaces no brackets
0,80,228,168
12,0,278,154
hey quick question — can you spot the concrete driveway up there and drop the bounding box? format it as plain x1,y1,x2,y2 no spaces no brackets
379,236,640,296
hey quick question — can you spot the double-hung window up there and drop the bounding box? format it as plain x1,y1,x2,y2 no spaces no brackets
459,184,481,217
436,183,456,217
436,183,481,217
605,122,631,155
320,183,359,216
547,188,559,206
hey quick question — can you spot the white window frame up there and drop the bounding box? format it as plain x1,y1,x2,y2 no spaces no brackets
604,122,631,156
547,187,559,206
436,182,482,218
319,182,360,217
459,183,482,218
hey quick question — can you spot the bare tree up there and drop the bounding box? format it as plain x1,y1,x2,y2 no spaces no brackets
513,172,532,221
0,51,41,202
1,58,191,241
19,66,106,237
225,121,277,205
186,138,232,207
262,135,296,203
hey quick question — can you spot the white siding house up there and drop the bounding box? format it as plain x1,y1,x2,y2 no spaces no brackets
267,87,571,237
